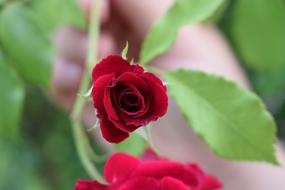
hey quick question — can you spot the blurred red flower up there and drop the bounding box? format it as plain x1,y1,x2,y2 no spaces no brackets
91,55,168,143
74,152,222,190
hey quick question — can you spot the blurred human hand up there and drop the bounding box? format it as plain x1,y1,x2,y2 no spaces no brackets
50,0,285,189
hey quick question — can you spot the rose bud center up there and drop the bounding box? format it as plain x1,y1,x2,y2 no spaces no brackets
118,89,143,113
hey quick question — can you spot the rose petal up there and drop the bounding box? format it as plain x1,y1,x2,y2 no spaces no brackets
141,148,161,161
131,160,198,187
115,72,149,118
196,176,223,190
109,84,148,132
100,116,129,143
188,164,205,178
131,64,144,73
102,75,148,132
73,180,108,190
103,85,121,121
141,72,168,121
117,87,146,116
116,72,149,92
160,177,188,190
188,164,222,190
92,55,132,81
110,119,140,133
119,177,159,190
92,73,116,115
104,153,141,184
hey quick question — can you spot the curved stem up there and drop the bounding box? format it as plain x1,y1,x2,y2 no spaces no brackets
145,124,160,154
72,121,105,182
70,0,104,182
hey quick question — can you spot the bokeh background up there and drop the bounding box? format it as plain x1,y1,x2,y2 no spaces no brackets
0,0,284,189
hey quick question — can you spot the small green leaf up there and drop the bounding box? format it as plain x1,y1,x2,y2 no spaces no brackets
0,55,25,140
113,133,148,156
121,42,129,60
140,0,225,64
0,3,52,86
227,0,285,71
165,69,277,164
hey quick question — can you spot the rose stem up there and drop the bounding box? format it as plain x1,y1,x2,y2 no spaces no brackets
144,124,160,154
70,0,105,183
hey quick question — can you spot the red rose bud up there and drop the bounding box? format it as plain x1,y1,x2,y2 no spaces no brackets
91,55,168,143
73,153,222,190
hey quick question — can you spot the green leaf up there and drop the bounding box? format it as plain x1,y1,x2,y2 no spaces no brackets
31,0,85,32
140,0,225,64
228,0,285,71
0,55,25,140
113,133,148,156
121,42,129,60
165,69,277,164
0,2,52,86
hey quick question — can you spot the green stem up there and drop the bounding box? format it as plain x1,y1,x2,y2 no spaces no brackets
70,0,104,182
144,124,160,154
86,0,101,75
72,121,105,182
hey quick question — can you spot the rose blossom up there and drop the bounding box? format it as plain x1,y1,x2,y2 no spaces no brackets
91,55,168,143
73,152,222,190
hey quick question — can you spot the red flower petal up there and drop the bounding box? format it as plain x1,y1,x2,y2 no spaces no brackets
103,85,121,121
141,148,161,161
115,72,149,118
92,55,132,82
92,73,116,115
188,164,222,190
141,72,168,121
131,160,198,187
130,64,144,73
160,177,188,190
104,153,140,184
109,119,140,133
73,180,108,190
196,176,223,190
116,72,149,92
100,116,129,143
119,177,159,190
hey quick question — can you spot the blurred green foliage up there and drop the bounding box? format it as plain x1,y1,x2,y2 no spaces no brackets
219,0,285,139
0,2,52,86
225,0,285,71
1,87,90,190
0,0,88,189
0,53,24,140
20,87,88,190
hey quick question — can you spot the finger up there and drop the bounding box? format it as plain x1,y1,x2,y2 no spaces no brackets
151,56,249,88
78,0,110,23
146,24,249,88
54,26,87,63
54,26,117,62
52,56,83,92
111,0,173,39
49,56,83,110
98,32,117,58
49,87,76,111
